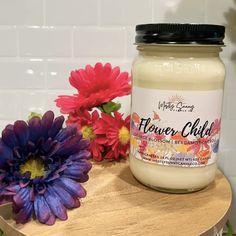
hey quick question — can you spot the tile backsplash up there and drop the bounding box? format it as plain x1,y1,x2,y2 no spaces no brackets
0,0,236,229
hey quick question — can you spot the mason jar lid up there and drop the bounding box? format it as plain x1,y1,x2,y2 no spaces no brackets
135,23,225,45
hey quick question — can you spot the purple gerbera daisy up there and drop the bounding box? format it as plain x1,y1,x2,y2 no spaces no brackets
0,111,92,225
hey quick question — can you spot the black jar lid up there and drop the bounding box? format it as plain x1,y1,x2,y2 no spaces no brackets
135,23,225,45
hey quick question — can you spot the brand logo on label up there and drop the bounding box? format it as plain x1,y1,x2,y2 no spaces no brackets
158,94,195,112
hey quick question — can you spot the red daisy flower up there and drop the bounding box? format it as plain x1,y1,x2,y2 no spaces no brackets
95,112,130,160
67,110,106,162
55,63,131,114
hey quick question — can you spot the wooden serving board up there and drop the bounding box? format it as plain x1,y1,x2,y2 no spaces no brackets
0,161,232,236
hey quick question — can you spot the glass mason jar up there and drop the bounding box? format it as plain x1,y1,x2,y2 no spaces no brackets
130,24,226,193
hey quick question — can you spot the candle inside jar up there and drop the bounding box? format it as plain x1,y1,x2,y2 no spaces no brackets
130,24,225,193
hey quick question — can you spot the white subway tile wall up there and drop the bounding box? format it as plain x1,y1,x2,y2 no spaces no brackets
45,0,98,26
100,0,153,25
154,0,206,23
74,27,126,57
0,0,43,25
0,28,17,56
19,27,72,57
0,61,45,89
0,0,235,229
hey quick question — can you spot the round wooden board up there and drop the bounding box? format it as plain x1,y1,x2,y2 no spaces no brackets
0,161,232,236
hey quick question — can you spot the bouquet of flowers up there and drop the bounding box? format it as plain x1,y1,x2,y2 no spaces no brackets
56,63,131,162
0,62,131,227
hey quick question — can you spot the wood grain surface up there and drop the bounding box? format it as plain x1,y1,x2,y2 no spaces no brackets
0,161,232,236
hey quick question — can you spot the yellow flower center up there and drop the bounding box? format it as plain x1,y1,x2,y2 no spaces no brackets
20,158,45,179
118,126,130,145
80,125,96,140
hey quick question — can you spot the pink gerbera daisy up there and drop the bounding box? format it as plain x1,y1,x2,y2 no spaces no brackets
55,63,131,114
67,110,106,162
95,112,130,160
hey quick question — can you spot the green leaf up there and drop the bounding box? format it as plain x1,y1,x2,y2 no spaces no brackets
102,101,121,114
28,112,42,121
97,106,105,113
226,220,234,236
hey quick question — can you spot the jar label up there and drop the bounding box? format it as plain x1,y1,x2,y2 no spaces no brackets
130,86,223,167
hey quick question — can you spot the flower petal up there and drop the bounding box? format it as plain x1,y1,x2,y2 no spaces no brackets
34,195,52,224
68,150,91,161
55,125,77,142
48,116,65,138
15,201,33,224
44,188,68,220
63,160,91,182
4,184,20,195
77,139,90,150
55,135,83,156
57,178,86,198
48,185,77,209
45,214,56,225
0,144,13,168
13,187,30,208
41,111,54,138
42,110,54,127
41,138,57,154
63,172,89,183
63,169,89,182
28,117,42,142
2,125,18,148
55,95,78,114
91,110,99,121
27,140,36,153
13,121,29,146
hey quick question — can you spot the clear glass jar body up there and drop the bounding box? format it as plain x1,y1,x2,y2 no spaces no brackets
130,44,225,193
